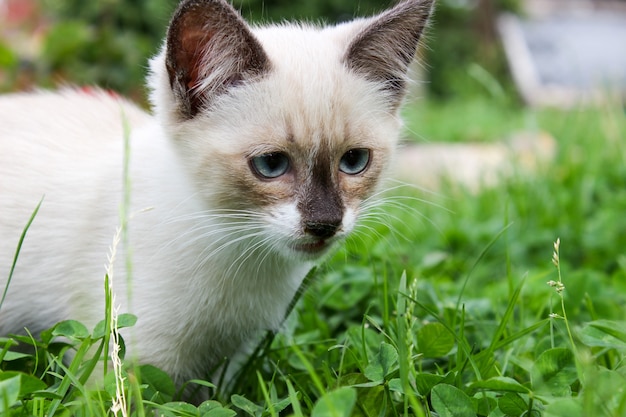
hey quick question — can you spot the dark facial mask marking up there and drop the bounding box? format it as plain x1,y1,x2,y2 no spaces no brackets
298,155,344,239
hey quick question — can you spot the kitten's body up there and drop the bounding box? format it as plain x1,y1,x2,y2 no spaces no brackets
0,0,434,386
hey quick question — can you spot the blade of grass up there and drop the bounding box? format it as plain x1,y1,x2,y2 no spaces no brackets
492,319,549,352
483,274,527,362
401,291,482,381
285,377,304,417
290,342,326,397
104,272,112,376
1,197,43,312
396,272,409,415
120,111,133,307
454,222,513,316
46,336,95,416
256,371,277,417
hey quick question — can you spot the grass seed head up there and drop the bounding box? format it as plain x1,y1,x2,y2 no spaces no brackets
547,279,565,293
552,238,561,267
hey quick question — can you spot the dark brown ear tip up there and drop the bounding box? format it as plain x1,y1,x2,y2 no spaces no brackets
343,0,434,107
164,0,270,119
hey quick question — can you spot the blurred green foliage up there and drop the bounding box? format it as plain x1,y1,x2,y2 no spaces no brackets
34,0,173,99
1,0,520,101
427,0,520,100
237,0,386,21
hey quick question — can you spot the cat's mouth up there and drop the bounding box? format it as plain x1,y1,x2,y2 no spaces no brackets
292,238,330,255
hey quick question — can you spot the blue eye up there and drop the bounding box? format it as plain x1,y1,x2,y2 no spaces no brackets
250,152,290,179
339,148,370,175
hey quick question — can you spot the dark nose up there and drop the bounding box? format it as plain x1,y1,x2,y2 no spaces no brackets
304,221,340,239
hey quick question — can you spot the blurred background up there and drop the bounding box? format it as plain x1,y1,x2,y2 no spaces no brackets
0,0,625,136
0,0,520,104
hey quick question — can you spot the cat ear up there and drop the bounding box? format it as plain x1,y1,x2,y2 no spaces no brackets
344,0,435,108
165,0,271,119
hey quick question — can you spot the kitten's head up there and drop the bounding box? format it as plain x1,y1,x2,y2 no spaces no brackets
149,0,434,260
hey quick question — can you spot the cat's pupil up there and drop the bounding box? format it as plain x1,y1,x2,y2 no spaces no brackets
251,152,290,179
339,148,370,175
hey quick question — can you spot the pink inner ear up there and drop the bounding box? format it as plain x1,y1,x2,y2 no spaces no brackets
165,0,271,118
180,29,211,90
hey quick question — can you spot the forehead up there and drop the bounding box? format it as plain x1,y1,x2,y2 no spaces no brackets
200,24,401,157
252,25,392,142
254,75,395,154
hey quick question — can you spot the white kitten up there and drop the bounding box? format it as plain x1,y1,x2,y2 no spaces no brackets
0,0,434,388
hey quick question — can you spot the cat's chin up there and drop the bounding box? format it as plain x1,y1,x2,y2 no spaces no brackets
290,238,338,259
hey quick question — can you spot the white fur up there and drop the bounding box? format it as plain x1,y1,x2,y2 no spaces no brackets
0,89,316,382
0,0,431,389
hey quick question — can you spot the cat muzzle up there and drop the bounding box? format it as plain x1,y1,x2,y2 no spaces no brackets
303,221,340,239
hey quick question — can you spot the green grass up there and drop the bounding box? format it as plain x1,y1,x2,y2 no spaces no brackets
2,97,626,416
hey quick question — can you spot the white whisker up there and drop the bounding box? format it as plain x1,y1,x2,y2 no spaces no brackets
224,234,272,278
348,180,454,249
194,229,268,276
